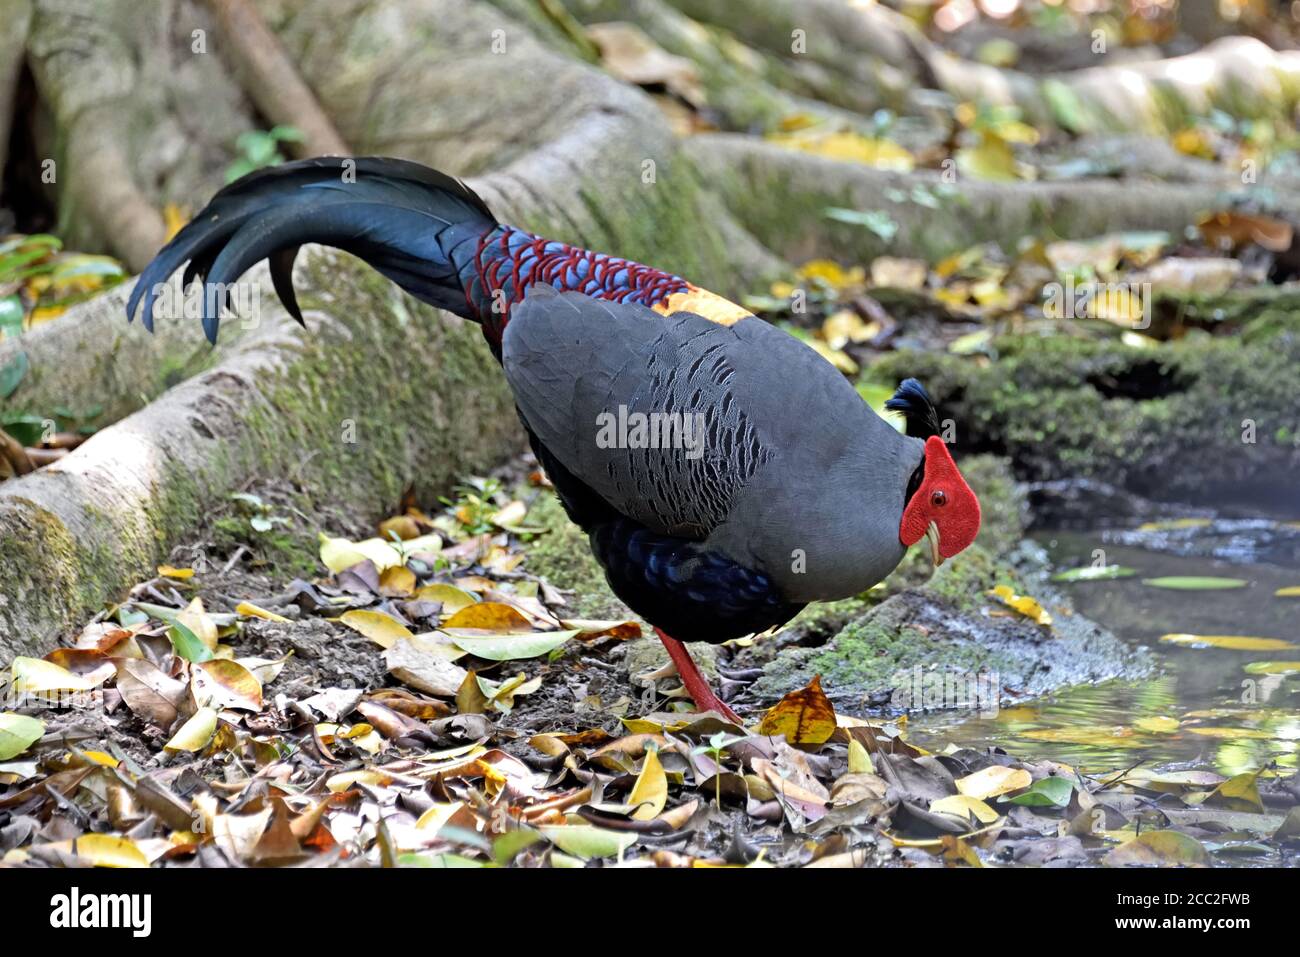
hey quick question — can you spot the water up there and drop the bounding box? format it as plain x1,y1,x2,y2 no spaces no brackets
906,521,1300,776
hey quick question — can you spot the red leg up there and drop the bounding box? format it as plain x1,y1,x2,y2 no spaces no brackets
654,628,744,725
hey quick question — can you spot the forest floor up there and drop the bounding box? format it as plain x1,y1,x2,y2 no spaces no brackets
3,455,1298,869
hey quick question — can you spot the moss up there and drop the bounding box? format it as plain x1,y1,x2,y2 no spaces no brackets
522,493,629,620
869,327,1300,500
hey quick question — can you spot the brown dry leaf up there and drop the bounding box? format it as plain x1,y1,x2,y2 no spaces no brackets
113,658,188,727
442,601,533,634
757,675,837,744
1197,210,1293,252
561,618,641,642
587,21,704,107
43,649,117,687
386,635,470,697
378,515,422,541
250,797,306,865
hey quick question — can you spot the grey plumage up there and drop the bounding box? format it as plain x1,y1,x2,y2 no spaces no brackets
503,285,924,604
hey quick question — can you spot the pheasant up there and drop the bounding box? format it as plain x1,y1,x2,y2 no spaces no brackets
128,157,981,723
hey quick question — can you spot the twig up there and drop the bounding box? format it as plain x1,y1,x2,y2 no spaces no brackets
204,0,349,157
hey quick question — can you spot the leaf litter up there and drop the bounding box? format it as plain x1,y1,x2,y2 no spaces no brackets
1,469,1298,869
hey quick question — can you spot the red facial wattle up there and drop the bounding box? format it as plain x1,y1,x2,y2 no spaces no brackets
899,436,981,560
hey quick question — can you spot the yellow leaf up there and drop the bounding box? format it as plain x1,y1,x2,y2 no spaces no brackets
1134,716,1180,734
988,585,1053,626
847,738,874,774
1106,830,1209,867
931,794,1001,824
769,130,914,171
192,659,263,711
628,747,668,820
442,601,533,634
757,675,837,744
1160,634,1296,651
339,609,413,648
1274,586,1300,597
415,583,478,614
955,765,1032,799
178,597,218,653
1205,771,1265,813
62,834,150,868
795,259,866,290
10,656,93,693
0,712,44,760
157,565,194,580
162,203,189,242
379,565,417,597
165,707,219,752
235,601,290,623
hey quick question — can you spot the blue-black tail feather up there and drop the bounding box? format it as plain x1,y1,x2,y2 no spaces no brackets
126,157,498,343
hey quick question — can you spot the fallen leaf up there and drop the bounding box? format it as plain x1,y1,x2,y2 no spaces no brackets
234,601,290,623
540,824,637,860
386,635,470,697
379,565,417,598
9,656,93,694
339,609,414,648
191,659,263,711
955,765,1032,800
757,675,836,744
0,712,43,760
1242,661,1300,675
113,658,188,727
1051,565,1137,582
1204,772,1265,813
1160,634,1296,651
157,565,194,580
988,585,1052,626
1005,776,1073,807
627,748,668,821
60,834,150,868
165,707,220,752
442,601,534,634
448,629,577,662
1142,576,1247,590
930,794,1000,824
1106,830,1209,867
415,583,478,614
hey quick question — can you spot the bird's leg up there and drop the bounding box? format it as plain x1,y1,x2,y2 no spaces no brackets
653,628,743,725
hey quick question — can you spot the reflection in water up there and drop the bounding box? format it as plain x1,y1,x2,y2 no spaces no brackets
905,524,1300,777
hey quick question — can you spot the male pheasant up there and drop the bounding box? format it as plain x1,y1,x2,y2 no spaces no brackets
128,157,981,723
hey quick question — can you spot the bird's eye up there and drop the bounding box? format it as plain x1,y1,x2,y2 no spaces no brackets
931,490,948,507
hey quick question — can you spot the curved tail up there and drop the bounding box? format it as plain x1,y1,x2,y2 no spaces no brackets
126,157,499,343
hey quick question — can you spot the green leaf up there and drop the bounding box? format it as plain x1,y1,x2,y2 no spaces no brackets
167,620,213,663
1005,776,1074,807
0,353,29,398
0,295,24,337
539,825,637,860
1051,565,1137,582
1142,576,1248,590
0,712,44,760
448,629,578,661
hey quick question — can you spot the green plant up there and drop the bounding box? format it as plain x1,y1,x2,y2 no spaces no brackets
224,126,305,183
440,477,504,535
691,731,746,809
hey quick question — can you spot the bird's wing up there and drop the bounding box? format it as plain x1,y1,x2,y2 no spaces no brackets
501,285,850,540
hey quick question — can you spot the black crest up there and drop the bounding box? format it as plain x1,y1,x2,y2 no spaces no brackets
884,377,941,439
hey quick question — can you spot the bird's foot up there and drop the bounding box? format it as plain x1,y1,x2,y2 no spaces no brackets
653,628,744,726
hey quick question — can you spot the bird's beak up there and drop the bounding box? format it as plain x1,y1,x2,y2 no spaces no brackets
926,521,944,567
